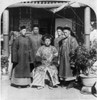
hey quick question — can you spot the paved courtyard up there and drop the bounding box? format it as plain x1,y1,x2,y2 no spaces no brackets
1,75,97,100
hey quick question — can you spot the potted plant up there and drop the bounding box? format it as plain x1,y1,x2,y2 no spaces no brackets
70,43,97,87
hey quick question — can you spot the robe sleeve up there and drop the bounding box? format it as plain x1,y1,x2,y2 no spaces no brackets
9,35,14,46
40,35,43,45
54,36,65,51
35,47,42,67
52,46,58,57
28,37,34,63
36,46,42,57
51,46,59,66
54,38,59,51
36,47,43,62
11,38,19,63
58,36,67,47
71,37,79,53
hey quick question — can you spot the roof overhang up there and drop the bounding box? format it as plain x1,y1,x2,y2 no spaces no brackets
8,1,86,8
0,0,97,18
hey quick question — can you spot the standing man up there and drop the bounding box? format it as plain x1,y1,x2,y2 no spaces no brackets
11,26,32,87
59,27,78,86
90,22,97,49
8,31,20,80
54,26,63,52
28,24,42,72
54,26,64,72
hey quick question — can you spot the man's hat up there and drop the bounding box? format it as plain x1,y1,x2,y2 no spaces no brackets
63,27,71,31
57,26,63,30
42,34,53,42
20,26,26,30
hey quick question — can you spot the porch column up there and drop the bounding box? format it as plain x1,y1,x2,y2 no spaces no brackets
84,7,91,50
0,14,1,79
3,9,9,57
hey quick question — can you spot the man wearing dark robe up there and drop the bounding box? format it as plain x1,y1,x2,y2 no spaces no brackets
59,27,78,84
11,26,33,87
28,25,42,71
8,31,20,79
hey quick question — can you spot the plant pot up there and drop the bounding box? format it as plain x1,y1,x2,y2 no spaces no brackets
80,74,97,87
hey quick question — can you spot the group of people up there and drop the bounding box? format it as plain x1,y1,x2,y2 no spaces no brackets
9,24,79,89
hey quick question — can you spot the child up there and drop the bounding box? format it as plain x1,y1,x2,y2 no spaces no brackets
30,35,59,89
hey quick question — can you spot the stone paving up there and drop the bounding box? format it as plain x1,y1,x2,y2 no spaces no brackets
1,75,97,100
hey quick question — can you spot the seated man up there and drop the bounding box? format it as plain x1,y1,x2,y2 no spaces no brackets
30,35,59,89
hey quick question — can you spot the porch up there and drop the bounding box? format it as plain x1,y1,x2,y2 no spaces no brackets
1,1,97,56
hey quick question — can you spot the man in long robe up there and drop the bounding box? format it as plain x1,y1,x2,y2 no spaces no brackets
8,31,20,79
59,27,78,82
11,26,33,87
54,26,63,52
30,35,59,89
28,25,42,71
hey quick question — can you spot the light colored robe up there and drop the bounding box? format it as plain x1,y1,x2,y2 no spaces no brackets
31,45,59,87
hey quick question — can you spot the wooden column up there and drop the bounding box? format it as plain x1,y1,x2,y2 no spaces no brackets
3,9,9,57
84,7,91,50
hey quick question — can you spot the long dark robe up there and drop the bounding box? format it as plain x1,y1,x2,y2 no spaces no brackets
9,33,19,79
12,35,32,78
54,36,66,62
59,36,78,79
28,33,42,63
54,37,60,52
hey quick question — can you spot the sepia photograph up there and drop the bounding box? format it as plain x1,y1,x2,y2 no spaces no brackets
0,0,97,100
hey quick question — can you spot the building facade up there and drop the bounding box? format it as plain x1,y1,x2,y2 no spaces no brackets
1,0,97,56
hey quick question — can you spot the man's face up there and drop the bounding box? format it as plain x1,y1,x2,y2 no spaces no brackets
45,38,51,46
33,27,39,34
57,29,62,36
63,29,70,37
21,29,26,35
